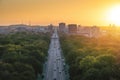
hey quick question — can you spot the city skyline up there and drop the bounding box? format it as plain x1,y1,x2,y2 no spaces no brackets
0,0,120,26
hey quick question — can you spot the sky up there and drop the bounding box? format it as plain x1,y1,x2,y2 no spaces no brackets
0,0,120,26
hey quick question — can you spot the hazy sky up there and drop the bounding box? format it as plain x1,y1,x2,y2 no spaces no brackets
0,0,120,26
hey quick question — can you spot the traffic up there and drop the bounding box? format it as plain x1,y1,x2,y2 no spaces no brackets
44,29,66,80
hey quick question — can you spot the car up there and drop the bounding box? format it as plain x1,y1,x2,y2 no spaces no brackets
59,71,61,73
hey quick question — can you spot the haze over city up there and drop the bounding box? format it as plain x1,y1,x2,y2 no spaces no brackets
1,0,120,80
0,0,120,26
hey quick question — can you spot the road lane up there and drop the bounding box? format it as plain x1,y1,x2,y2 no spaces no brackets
44,29,66,80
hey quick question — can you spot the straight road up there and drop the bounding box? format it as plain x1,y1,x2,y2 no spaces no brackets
44,29,66,80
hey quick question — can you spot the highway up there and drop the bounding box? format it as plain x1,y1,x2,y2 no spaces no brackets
44,29,66,80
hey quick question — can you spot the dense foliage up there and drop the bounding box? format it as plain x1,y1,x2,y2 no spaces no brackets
60,34,120,80
0,32,50,80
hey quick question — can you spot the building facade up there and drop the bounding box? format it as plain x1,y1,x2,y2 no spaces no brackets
59,22,66,32
68,24,77,33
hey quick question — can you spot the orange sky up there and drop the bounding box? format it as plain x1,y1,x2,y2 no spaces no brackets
0,0,120,26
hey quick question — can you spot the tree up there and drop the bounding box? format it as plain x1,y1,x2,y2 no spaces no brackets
80,56,96,71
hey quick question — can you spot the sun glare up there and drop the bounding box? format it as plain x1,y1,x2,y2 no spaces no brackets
107,5,120,26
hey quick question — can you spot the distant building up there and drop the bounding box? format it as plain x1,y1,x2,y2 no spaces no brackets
77,26,100,37
30,25,48,33
59,22,66,32
90,26,100,37
0,26,10,34
48,24,54,33
68,24,77,33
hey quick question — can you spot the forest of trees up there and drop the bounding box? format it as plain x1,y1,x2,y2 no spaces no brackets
60,34,120,80
0,32,50,80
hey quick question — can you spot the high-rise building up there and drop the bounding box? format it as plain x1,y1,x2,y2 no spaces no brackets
59,22,66,32
68,24,77,33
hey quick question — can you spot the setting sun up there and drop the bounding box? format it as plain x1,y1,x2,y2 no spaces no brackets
107,5,120,26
